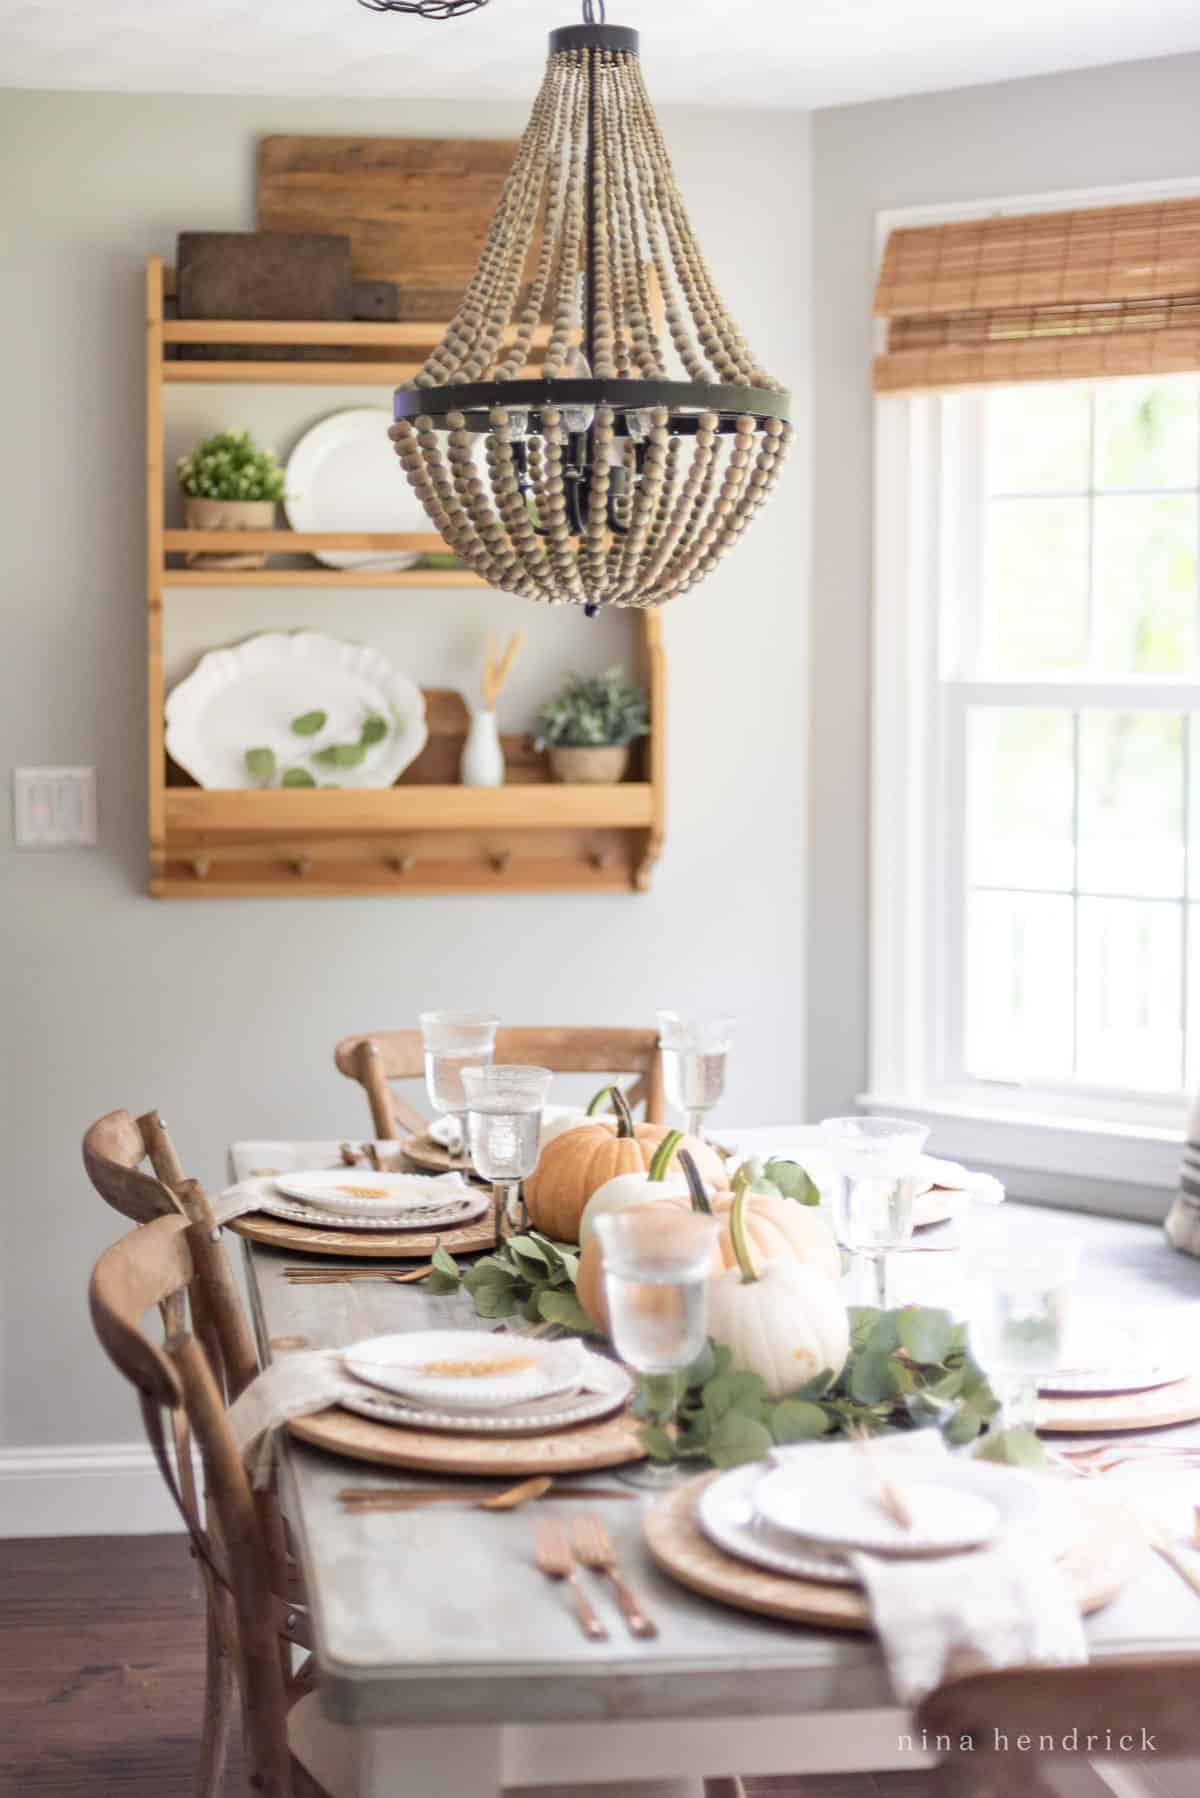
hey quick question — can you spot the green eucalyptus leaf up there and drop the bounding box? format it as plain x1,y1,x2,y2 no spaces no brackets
849,1348,897,1407
537,1288,596,1334
897,1306,955,1365
771,1399,832,1443
944,1407,984,1446
973,1427,1046,1469
703,1370,770,1425
244,747,275,781
291,710,327,737
708,1411,775,1470
848,1307,883,1350
427,1242,462,1295
281,768,317,788
867,1311,902,1356
360,714,389,747
684,1340,719,1388
790,1367,837,1401
639,1424,676,1463
762,1158,822,1206
471,1286,518,1319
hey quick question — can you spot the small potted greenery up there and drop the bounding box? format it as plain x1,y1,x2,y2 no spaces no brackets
177,429,285,570
534,666,650,783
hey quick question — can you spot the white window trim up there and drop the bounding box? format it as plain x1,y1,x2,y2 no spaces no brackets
866,174,1200,1222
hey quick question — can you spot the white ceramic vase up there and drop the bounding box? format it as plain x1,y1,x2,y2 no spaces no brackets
460,710,505,787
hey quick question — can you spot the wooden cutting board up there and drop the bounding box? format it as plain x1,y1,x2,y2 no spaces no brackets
256,136,518,321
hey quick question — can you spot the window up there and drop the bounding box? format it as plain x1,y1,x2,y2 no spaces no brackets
871,374,1200,1186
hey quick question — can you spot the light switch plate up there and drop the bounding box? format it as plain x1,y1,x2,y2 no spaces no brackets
13,767,97,847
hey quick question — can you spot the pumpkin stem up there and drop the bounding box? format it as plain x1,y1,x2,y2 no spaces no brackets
648,1129,684,1184
729,1163,758,1283
586,1083,618,1118
678,1149,713,1215
608,1085,636,1138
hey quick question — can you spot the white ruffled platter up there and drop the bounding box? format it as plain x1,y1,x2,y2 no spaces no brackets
165,631,428,790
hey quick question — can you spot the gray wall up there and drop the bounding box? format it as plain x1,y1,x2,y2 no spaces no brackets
808,51,1200,1122
1,90,811,1447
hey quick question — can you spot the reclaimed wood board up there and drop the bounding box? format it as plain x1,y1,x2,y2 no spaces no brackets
256,136,518,321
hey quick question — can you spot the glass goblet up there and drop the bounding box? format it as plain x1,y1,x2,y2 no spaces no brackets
963,1205,1080,1434
594,1207,720,1489
819,1115,930,1310
656,1009,733,1141
460,1063,553,1242
419,1009,499,1157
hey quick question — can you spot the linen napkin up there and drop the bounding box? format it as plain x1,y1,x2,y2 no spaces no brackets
228,1338,590,1489
211,1168,477,1227
768,1434,1086,1702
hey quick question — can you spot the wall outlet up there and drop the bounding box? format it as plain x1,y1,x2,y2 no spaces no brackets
13,767,97,847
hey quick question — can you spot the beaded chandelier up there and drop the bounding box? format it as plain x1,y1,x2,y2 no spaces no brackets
388,3,792,611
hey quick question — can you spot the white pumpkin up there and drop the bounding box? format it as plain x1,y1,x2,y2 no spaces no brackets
707,1259,850,1399
578,1129,689,1245
704,1169,850,1399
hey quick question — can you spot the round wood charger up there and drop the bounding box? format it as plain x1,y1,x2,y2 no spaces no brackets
1038,1374,1200,1435
400,1132,473,1175
644,1470,1137,1632
228,1210,496,1259
289,1403,644,1475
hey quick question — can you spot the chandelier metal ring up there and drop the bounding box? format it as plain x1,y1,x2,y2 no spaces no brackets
357,0,489,17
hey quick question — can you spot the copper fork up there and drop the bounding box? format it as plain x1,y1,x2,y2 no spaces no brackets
534,1519,609,1641
570,1514,658,1639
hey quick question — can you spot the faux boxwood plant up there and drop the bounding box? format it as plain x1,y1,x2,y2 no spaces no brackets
177,430,285,503
533,666,650,750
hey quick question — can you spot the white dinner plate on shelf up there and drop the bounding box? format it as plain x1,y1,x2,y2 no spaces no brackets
343,1331,587,1410
339,1353,631,1435
274,1169,474,1219
285,408,423,569
165,631,427,790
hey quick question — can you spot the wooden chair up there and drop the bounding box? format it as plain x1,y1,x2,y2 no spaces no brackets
82,1108,258,1401
916,1656,1200,1795
334,1026,666,1140
89,1212,326,1798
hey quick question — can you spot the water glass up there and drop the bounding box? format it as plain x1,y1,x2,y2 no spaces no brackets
656,1009,732,1140
820,1115,929,1309
419,1010,499,1150
963,1206,1080,1434
460,1063,552,1240
595,1207,720,1489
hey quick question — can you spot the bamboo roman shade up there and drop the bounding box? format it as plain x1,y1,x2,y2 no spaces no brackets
874,197,1200,394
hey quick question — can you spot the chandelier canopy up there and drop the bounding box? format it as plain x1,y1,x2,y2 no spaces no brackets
389,8,792,611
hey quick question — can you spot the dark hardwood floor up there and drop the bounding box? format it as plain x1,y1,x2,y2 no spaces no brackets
0,1534,938,1796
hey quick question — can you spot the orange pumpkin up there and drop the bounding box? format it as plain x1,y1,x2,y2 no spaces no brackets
523,1089,728,1245
576,1175,840,1329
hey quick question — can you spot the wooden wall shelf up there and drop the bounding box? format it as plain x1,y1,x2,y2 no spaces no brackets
145,254,666,899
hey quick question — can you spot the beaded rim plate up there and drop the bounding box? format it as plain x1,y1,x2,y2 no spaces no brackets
274,1168,475,1219
696,1458,1075,1588
254,1193,487,1232
339,1353,632,1436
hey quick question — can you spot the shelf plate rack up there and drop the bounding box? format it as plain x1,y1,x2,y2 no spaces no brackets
146,256,665,899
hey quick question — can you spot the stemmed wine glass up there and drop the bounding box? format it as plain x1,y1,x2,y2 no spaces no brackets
594,1206,720,1489
656,1010,732,1140
963,1204,1080,1434
419,1010,499,1158
819,1115,929,1309
460,1064,553,1242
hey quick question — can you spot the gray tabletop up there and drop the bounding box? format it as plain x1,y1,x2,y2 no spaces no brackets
232,1141,1200,1730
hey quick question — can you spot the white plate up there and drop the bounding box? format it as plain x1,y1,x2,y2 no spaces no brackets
698,1458,1069,1587
255,1192,487,1231
165,631,428,790
275,1169,474,1219
343,1330,587,1409
340,1352,631,1436
1038,1316,1191,1395
754,1466,1000,1556
285,408,423,570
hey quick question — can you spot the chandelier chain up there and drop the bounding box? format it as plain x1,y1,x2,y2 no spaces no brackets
582,0,607,22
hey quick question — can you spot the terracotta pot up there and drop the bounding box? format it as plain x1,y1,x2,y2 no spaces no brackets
183,496,275,570
547,744,630,784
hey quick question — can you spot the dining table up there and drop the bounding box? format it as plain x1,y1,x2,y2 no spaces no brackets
229,1130,1200,1798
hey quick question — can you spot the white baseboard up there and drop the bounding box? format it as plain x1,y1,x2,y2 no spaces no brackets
0,1442,189,1538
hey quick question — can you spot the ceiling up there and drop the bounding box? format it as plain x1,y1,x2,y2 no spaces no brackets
3,0,1200,109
